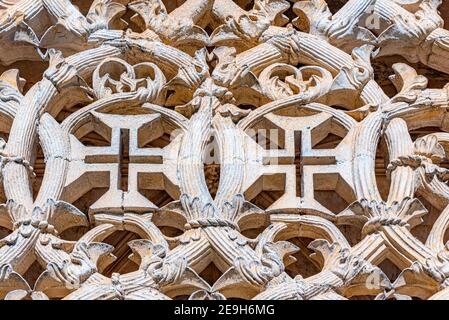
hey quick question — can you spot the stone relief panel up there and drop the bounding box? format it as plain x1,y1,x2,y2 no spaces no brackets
1,0,449,300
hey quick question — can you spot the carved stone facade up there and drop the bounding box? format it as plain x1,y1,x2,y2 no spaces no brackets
2,0,449,300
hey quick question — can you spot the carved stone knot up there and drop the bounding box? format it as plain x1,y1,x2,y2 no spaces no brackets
184,218,240,231
363,216,408,235
343,198,427,235
0,150,35,181
111,273,125,300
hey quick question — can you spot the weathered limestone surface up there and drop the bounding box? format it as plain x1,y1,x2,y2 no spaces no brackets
1,0,449,300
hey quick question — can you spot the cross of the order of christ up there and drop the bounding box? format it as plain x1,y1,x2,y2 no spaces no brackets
242,111,355,216
62,111,181,214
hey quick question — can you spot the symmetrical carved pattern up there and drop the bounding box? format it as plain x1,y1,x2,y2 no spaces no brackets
1,0,449,300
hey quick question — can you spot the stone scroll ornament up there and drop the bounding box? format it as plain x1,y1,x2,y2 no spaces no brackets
1,0,449,300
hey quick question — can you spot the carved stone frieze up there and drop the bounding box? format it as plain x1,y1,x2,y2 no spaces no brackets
1,0,449,300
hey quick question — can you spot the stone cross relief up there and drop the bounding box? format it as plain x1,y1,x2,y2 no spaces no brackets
242,111,354,216
64,111,180,214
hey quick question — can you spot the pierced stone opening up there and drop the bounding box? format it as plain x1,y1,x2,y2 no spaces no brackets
284,237,321,279
313,133,342,149
410,127,444,141
199,262,223,287
202,134,221,198
0,226,10,239
32,143,44,201
204,24,215,37
139,189,175,208
23,261,45,290
0,60,49,95
102,230,140,277
376,138,390,201
375,56,449,98
119,128,130,192
241,226,267,239
75,115,112,148
237,104,257,112
314,190,349,214
378,258,402,283
159,226,184,238
165,90,176,106
410,196,440,244
250,190,285,210
283,4,297,28
140,132,172,149
121,8,146,33
59,226,90,242
204,164,220,199
336,224,362,247
245,173,286,210
79,131,111,147
70,0,93,15
234,0,255,11
442,1,449,29
350,295,376,300
247,118,285,150
327,0,349,14
173,294,191,300
0,132,8,143
138,173,178,205
152,210,186,239
0,180,5,204
70,186,109,214
313,173,355,214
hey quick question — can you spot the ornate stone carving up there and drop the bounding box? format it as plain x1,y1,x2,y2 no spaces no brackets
1,0,449,300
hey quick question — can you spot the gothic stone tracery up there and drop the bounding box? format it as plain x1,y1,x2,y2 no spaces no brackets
2,0,449,300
